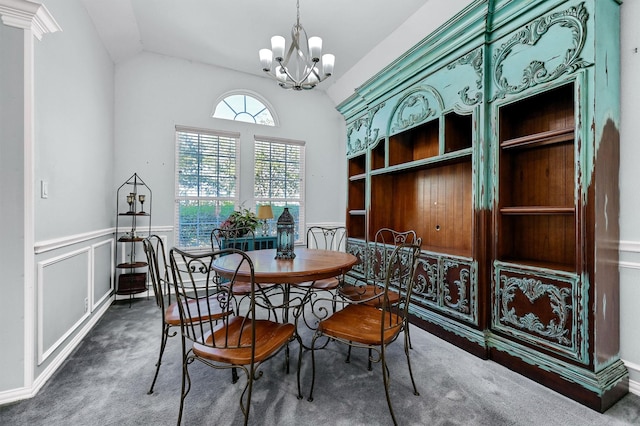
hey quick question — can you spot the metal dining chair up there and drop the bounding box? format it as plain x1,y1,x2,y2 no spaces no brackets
299,226,347,330
211,226,279,314
143,235,233,395
339,228,422,368
307,242,423,426
169,247,302,425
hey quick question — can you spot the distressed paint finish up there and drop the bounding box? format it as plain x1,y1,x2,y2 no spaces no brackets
490,2,591,101
493,262,586,362
338,0,625,412
412,252,478,325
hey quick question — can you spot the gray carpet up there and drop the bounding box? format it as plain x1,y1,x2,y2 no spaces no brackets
1,297,639,426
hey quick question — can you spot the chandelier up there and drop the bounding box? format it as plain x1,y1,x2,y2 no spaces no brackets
259,0,335,90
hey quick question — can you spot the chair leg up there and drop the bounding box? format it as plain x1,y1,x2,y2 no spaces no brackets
404,328,419,396
148,322,170,394
240,369,253,426
285,345,290,374
296,336,303,400
345,344,352,363
381,349,399,426
177,342,192,425
307,333,319,402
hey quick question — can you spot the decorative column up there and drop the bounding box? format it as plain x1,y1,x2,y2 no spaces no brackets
0,0,60,395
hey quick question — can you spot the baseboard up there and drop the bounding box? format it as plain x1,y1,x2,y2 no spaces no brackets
0,296,113,406
624,359,640,396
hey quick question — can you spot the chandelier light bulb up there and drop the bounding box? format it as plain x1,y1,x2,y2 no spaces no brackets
308,36,322,61
322,54,335,76
259,49,273,71
271,35,285,61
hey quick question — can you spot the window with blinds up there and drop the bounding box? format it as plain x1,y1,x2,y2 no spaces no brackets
254,137,305,242
175,127,240,247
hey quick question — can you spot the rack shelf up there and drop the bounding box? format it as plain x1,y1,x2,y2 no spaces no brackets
114,173,152,298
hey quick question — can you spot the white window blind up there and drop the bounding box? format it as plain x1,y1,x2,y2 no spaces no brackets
254,136,305,242
175,127,240,247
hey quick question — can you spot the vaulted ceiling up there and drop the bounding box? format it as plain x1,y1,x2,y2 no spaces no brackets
80,0,430,90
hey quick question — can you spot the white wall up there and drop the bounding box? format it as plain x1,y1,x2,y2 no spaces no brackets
618,0,640,391
114,52,347,236
35,0,115,241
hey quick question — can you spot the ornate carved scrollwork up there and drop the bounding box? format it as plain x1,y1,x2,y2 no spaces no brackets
499,275,572,346
390,86,444,134
346,240,367,275
414,256,438,302
346,103,384,156
447,48,484,106
492,2,590,100
442,259,470,314
346,116,368,155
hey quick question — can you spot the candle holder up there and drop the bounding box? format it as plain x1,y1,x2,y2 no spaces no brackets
138,194,146,213
275,207,295,259
126,194,135,214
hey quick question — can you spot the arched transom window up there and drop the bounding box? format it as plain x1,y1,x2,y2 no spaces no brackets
212,92,277,126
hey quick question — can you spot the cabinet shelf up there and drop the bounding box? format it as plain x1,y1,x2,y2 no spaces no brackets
349,173,366,181
500,206,575,215
118,236,145,242
370,149,472,176
501,127,574,150
117,261,148,269
498,258,576,274
348,154,366,177
118,212,150,216
348,210,366,215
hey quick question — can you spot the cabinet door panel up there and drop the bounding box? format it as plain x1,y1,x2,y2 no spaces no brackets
412,253,477,325
492,263,585,363
345,238,368,278
413,253,439,306
441,257,477,323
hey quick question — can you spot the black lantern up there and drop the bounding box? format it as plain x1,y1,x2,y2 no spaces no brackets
275,207,296,259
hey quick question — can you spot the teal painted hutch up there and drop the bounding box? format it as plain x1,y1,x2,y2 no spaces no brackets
338,0,626,411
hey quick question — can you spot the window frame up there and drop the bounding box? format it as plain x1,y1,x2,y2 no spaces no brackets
174,125,241,249
253,135,306,244
211,90,279,127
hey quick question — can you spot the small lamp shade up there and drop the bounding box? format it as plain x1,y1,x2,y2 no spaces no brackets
275,207,296,259
257,205,274,220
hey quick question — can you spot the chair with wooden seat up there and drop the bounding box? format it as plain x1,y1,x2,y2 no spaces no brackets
169,247,302,426
340,227,420,306
143,235,233,394
307,242,422,426
339,228,421,367
299,226,347,329
211,226,278,314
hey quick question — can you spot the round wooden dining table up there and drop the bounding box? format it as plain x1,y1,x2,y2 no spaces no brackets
211,247,358,284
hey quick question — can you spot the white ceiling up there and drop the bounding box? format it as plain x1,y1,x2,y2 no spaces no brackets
80,0,431,90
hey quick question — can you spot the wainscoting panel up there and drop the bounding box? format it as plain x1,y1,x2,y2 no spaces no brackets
619,240,640,395
37,247,91,365
92,239,113,309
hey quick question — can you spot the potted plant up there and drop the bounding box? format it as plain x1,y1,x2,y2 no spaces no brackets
219,206,260,237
